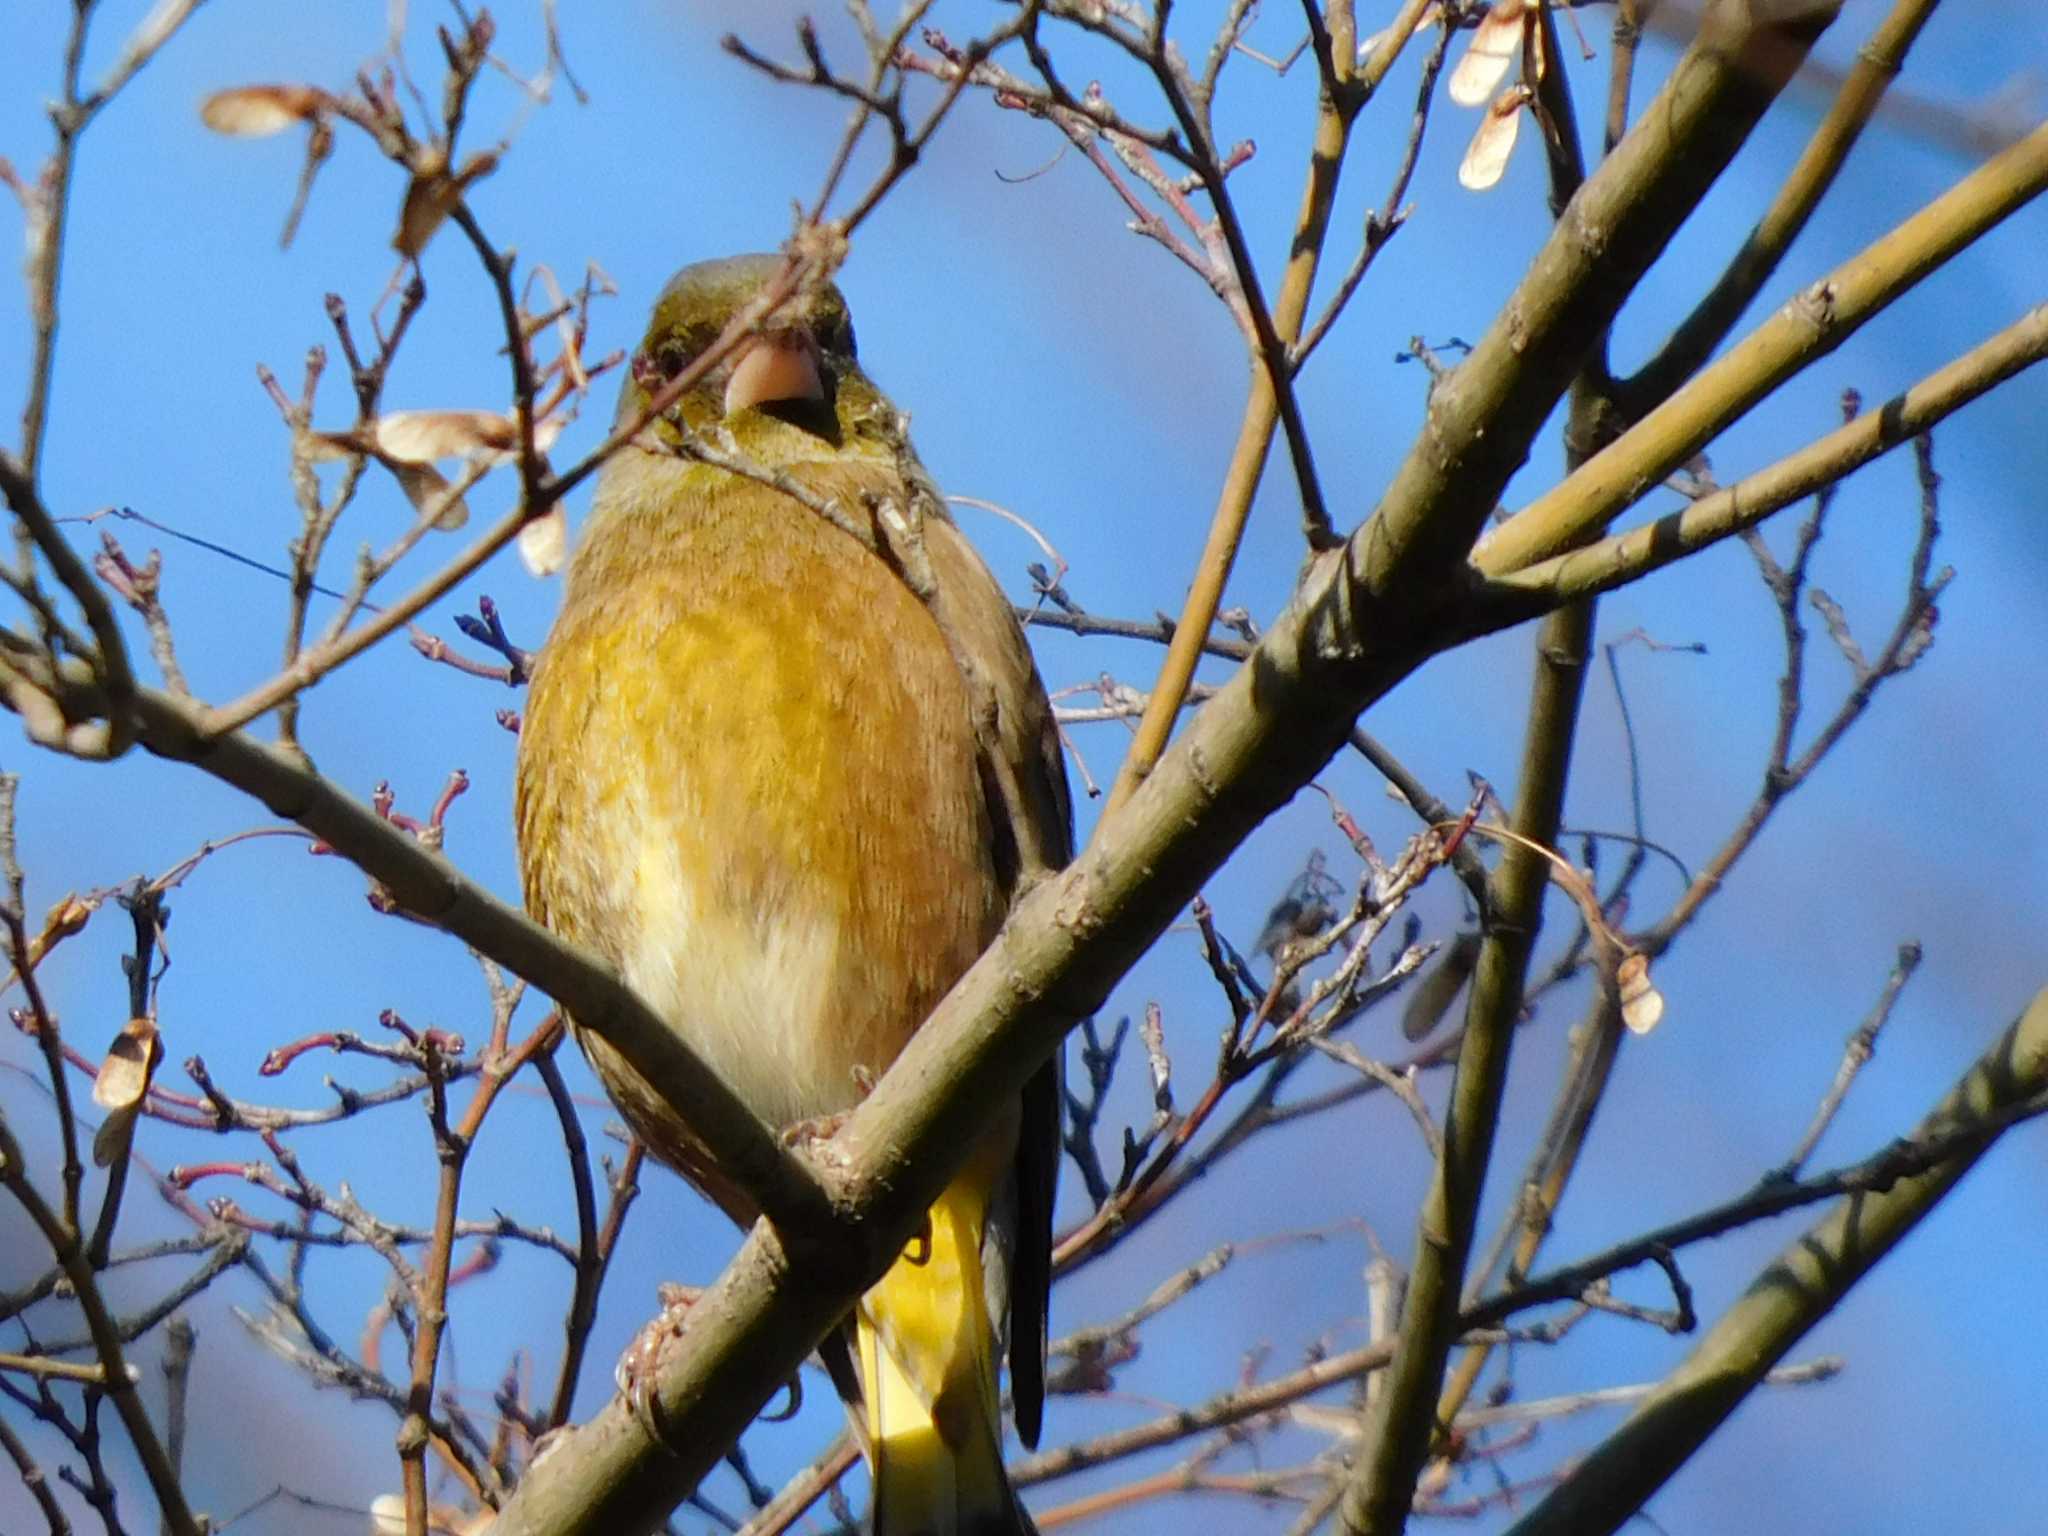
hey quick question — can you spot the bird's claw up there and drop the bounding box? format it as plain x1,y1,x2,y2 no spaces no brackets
617,1281,698,1446
778,1068,872,1162
780,1108,852,1150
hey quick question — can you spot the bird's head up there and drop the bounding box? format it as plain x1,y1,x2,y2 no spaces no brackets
619,253,899,465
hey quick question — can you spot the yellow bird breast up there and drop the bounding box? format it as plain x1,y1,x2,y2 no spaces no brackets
515,452,1005,1189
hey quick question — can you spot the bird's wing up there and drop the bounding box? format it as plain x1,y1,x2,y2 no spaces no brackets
922,515,1073,888
923,514,1071,1449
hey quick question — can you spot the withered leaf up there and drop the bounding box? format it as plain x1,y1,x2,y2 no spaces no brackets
1448,0,1527,108
198,84,335,137
90,1017,163,1168
1458,92,1525,192
394,147,502,258
1618,952,1665,1035
517,507,569,577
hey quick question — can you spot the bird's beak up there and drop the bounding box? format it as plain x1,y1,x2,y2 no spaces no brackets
724,329,826,415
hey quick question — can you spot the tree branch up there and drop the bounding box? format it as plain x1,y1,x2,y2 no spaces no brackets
1501,985,2048,1535
1340,598,1594,1532
1621,0,1943,411
124,685,837,1242
1472,300,2048,612
1484,116,2048,575
1351,0,1844,597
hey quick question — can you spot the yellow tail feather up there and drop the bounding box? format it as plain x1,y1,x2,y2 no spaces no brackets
855,1164,1034,1536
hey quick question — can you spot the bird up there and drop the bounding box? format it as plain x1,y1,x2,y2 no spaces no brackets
514,252,1069,1536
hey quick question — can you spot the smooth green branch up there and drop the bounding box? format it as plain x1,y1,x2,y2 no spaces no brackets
1502,985,2048,1536
1623,0,1943,410
1473,300,2048,612
1352,0,1844,594
1338,597,1596,1534
476,8,1869,1521
1103,0,1363,810
1486,116,2048,575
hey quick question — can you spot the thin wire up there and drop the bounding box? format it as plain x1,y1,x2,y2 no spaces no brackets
58,506,376,610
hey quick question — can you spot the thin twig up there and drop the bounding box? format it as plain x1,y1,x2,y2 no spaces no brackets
1780,941,1922,1177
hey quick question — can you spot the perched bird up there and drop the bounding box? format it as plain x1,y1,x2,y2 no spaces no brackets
515,254,1069,1535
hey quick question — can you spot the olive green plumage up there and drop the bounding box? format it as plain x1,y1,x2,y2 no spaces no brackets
515,254,1067,1535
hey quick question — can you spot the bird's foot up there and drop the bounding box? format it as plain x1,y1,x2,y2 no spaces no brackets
617,1281,699,1446
779,1108,852,1148
776,1067,874,1166
779,1108,859,1180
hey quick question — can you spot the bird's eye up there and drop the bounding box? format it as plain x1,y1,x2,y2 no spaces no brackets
631,341,694,392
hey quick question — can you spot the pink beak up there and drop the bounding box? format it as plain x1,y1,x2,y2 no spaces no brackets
724,331,826,414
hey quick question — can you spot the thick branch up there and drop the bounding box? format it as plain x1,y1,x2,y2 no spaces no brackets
282,15,1874,1528
1352,0,1844,598
1622,0,1942,410
1472,300,2048,613
0,456,136,758
1503,985,2048,1535
1485,116,2048,574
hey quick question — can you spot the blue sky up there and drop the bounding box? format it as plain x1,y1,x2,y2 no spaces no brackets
2,3,2045,1532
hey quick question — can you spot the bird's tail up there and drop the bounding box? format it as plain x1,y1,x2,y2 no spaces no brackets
855,1151,1035,1536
